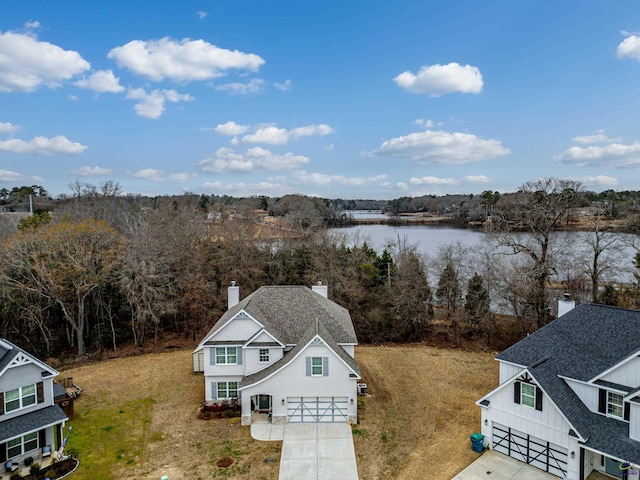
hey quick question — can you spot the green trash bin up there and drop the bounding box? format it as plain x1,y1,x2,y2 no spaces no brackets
470,433,485,453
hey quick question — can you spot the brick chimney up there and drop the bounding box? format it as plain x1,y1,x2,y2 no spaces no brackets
228,281,240,310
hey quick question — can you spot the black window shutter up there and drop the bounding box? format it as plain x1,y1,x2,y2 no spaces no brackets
37,382,44,404
514,381,521,404
535,386,543,411
38,429,46,448
624,402,630,421
598,389,606,414
0,392,4,415
0,443,5,463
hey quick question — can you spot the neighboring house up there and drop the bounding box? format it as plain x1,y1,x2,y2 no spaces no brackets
193,283,360,426
477,300,640,479
0,339,68,468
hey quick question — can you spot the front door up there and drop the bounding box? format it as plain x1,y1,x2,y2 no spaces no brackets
258,395,270,411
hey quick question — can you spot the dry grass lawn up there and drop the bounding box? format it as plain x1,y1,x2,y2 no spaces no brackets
59,344,498,479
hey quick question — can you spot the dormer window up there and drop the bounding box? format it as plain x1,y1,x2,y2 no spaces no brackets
607,392,624,418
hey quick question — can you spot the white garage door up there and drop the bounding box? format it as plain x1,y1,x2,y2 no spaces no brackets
287,396,348,423
492,422,568,478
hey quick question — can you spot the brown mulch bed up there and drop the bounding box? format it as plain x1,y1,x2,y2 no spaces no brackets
21,458,78,479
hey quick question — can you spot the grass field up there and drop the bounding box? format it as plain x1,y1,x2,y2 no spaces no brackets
59,344,498,479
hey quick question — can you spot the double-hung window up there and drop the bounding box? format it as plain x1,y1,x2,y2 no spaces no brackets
259,349,269,363
217,381,238,399
5,384,37,413
215,347,237,365
7,432,38,457
521,383,536,408
311,357,323,376
607,391,624,418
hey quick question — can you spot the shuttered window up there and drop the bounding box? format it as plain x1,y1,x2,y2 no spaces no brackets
4,384,37,413
306,357,329,377
514,381,542,411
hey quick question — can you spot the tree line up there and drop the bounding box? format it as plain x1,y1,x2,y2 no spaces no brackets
0,178,639,359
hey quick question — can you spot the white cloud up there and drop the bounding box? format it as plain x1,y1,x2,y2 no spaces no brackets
213,121,251,136
567,175,619,186
198,147,310,173
0,122,20,134
274,79,292,91
324,144,334,151
0,135,87,155
68,94,78,101
572,129,620,145
241,124,335,145
0,31,90,92
464,175,490,183
24,21,40,29
200,180,286,196
555,142,640,167
409,176,459,186
291,170,387,187
413,118,435,128
75,69,125,93
396,182,409,190
129,168,193,182
108,37,264,82
71,166,112,176
617,35,640,61
393,62,483,96
0,170,38,182
126,88,194,119
370,129,510,164
214,78,264,95
197,11,208,20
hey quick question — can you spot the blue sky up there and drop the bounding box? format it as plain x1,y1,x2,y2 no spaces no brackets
1,1,640,200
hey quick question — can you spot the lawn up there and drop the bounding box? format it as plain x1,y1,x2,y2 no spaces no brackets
59,344,498,479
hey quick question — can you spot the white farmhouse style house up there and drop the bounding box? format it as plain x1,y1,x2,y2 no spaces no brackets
193,283,360,426
0,339,68,470
477,301,640,479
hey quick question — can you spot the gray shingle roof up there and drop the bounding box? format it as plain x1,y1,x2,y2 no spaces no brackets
203,286,357,346
496,303,640,464
0,405,68,442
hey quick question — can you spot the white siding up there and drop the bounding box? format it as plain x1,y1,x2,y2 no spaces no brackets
204,376,243,402
244,347,283,375
339,345,355,357
485,379,571,448
565,378,599,412
210,316,261,342
241,343,358,422
203,346,246,377
250,331,279,344
0,363,55,421
630,403,640,441
499,361,525,384
601,356,640,387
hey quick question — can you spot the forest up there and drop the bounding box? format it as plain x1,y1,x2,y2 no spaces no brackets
1,178,639,359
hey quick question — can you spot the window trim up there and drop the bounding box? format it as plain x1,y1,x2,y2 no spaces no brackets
5,384,37,413
7,432,38,458
607,391,624,418
521,383,536,408
259,348,269,363
215,347,237,365
216,381,238,399
311,357,323,376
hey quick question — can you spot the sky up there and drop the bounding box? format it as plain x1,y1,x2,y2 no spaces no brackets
1,1,640,200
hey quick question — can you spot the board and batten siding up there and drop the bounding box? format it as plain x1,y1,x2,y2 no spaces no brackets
630,403,640,441
600,355,640,387
499,361,525,384
240,343,358,421
486,379,571,448
564,378,599,412
209,316,261,342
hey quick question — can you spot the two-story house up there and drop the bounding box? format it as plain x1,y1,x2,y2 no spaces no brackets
0,339,68,469
193,283,360,426
477,302,640,479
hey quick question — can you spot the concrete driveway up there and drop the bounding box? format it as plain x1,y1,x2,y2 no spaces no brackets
451,450,560,480
251,418,358,480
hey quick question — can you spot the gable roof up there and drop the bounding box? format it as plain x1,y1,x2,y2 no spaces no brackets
239,321,360,390
0,339,59,379
0,405,68,443
495,303,640,464
201,286,357,346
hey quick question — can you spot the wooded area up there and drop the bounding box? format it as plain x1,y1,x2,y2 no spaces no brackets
1,178,640,359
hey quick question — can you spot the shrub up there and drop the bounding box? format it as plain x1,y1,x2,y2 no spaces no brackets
30,462,41,475
9,472,21,480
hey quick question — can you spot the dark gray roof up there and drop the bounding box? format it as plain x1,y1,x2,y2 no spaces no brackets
0,338,57,378
204,286,357,346
240,322,360,389
0,405,68,442
496,304,640,464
